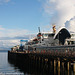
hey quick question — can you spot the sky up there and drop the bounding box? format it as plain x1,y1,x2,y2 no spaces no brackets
0,0,75,50
0,0,50,49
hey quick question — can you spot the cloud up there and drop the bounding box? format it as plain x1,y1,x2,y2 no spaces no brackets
4,0,10,3
65,16,75,32
5,29,29,37
0,0,10,4
0,26,36,50
0,27,29,37
0,39,20,50
0,25,5,30
42,0,75,30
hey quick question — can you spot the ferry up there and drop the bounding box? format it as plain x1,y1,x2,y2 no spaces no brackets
24,25,75,52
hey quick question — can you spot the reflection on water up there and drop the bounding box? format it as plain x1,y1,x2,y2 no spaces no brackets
0,51,24,74
8,58,75,75
0,51,75,75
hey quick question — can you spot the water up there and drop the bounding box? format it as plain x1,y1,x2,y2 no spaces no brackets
0,51,75,75
0,51,24,75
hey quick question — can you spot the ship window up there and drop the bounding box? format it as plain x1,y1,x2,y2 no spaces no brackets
48,34,55,37
43,34,48,38
42,39,44,41
71,34,75,37
71,41,75,44
67,41,70,45
42,44,45,45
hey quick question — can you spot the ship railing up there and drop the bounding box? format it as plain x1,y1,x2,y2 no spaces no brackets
23,46,75,58
33,47,75,57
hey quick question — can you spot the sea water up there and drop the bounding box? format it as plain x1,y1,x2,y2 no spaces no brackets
0,50,24,75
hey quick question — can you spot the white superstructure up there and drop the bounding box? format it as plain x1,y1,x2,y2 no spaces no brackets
24,26,75,50
65,32,75,45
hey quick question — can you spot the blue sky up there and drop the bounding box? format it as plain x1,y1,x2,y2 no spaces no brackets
0,0,51,49
0,0,75,49
0,0,50,35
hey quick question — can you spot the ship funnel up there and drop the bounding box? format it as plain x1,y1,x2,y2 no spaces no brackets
52,25,56,33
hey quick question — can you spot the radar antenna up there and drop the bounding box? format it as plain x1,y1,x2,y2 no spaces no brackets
38,27,41,33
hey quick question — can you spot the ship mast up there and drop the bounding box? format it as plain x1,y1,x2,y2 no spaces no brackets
38,27,41,33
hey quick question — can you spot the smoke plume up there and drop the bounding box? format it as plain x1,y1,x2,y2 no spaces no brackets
65,17,75,32
43,0,75,31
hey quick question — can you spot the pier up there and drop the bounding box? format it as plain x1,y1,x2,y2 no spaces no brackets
8,26,75,74
8,49,75,75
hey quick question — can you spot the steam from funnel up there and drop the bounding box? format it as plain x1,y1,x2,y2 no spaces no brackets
65,16,75,32
43,0,75,31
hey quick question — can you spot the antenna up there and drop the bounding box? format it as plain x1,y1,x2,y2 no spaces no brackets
38,27,41,33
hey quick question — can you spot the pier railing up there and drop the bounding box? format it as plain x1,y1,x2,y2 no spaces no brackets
10,49,75,60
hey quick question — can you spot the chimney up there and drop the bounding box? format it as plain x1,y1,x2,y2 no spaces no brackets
52,25,56,33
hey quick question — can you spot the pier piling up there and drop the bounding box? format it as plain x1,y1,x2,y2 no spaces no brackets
8,50,75,75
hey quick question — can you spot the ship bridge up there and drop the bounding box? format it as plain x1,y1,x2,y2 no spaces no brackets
54,27,71,45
